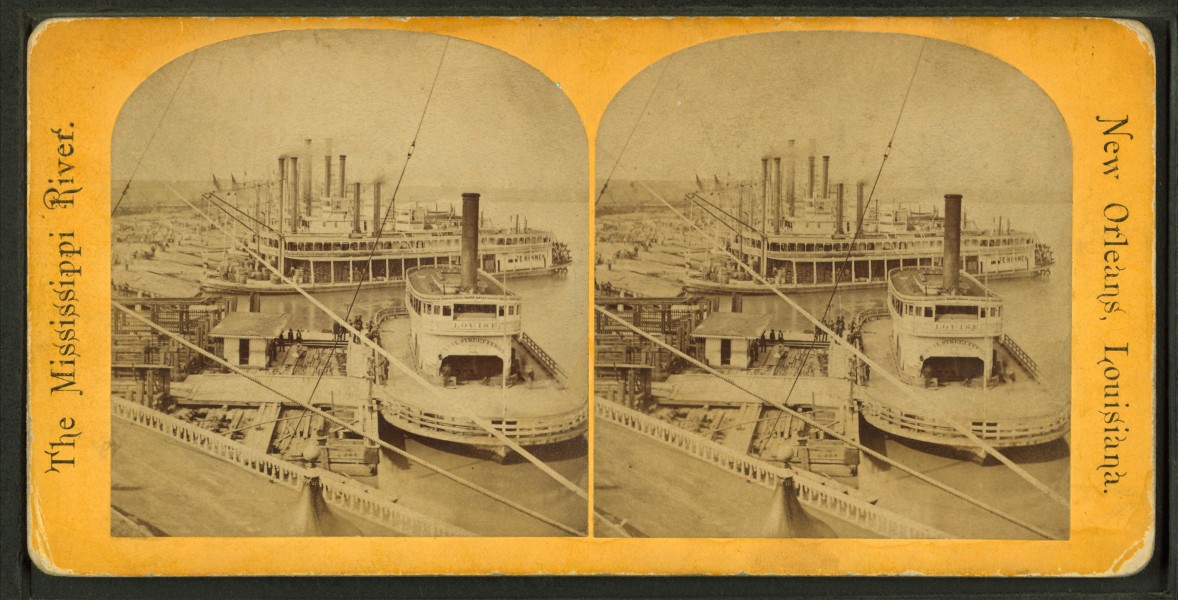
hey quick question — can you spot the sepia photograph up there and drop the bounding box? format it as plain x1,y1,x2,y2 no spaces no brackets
108,28,590,537
592,31,1072,539
25,15,1158,577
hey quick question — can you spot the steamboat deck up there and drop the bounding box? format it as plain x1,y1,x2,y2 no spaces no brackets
376,315,586,448
855,316,1068,449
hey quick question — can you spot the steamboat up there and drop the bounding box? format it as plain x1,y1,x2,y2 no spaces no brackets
378,193,587,455
854,194,1069,453
683,149,1054,294
201,143,570,294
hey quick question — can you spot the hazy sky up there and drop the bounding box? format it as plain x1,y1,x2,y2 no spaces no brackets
596,31,1072,205
113,29,586,199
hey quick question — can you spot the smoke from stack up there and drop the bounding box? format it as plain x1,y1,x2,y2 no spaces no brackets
943,194,963,293
461,193,481,291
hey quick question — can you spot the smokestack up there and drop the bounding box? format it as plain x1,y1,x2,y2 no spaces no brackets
352,182,362,234
461,193,480,291
786,140,796,217
773,157,782,234
856,181,866,225
372,182,382,238
290,157,300,233
807,155,815,198
304,139,313,215
760,158,769,233
324,139,333,197
821,155,830,199
338,155,347,197
943,194,963,293
836,184,845,235
324,156,333,197
277,157,286,232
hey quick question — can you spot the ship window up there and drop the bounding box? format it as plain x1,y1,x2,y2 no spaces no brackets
498,306,505,317
442,305,451,316
935,305,979,319
924,306,932,317
455,304,495,315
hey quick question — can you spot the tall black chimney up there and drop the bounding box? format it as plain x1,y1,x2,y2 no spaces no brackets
352,182,362,234
290,157,300,234
773,157,782,234
760,158,769,233
304,138,313,216
461,193,480,290
324,155,333,197
821,155,830,199
786,140,796,217
835,183,845,235
943,194,963,292
372,182,382,237
856,181,866,225
277,157,286,233
807,155,815,198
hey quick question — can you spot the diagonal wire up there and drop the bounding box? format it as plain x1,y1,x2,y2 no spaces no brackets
111,301,585,536
169,178,633,537
595,56,673,207
112,52,197,215
296,37,452,430
770,39,928,436
638,179,1068,510
593,306,1057,540
149,173,594,504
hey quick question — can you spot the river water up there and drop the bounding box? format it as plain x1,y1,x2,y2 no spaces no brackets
701,197,1073,397
236,196,590,397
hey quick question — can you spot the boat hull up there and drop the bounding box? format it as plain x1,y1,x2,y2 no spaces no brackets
201,264,566,295
379,401,588,449
853,310,1068,451
683,265,1050,295
860,402,1069,451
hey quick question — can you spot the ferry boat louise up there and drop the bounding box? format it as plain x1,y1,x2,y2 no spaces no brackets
201,143,570,294
377,193,587,455
683,149,1054,294
854,194,1068,454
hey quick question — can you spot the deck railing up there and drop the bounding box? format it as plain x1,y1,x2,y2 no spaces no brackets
519,331,566,381
112,398,474,537
595,398,949,539
999,334,1042,382
852,306,891,329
